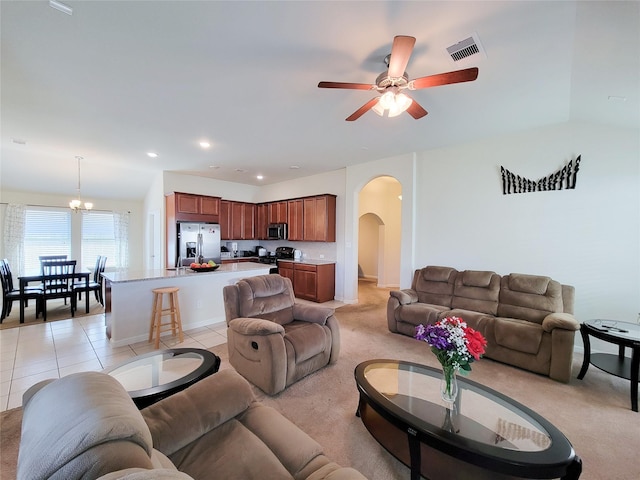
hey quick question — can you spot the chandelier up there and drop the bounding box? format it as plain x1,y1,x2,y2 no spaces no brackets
69,156,93,212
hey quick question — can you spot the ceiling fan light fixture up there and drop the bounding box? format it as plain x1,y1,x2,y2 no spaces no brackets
388,93,413,117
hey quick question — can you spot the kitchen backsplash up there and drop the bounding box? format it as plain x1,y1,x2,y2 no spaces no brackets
231,240,336,262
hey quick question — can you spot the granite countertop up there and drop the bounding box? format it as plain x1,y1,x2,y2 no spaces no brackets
277,259,336,266
102,262,271,283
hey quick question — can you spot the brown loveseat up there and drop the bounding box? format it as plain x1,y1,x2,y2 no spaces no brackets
387,266,579,383
17,370,366,480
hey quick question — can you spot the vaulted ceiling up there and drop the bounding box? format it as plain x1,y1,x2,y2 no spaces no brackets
1,1,638,201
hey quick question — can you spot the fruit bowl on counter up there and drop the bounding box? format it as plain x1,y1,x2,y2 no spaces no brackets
190,262,220,272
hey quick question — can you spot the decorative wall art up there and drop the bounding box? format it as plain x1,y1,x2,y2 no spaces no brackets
501,155,581,195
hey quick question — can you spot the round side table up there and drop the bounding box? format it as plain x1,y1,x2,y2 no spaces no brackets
104,348,221,409
577,319,640,412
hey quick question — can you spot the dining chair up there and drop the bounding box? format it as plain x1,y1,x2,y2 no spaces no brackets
72,255,106,307
41,260,77,321
41,257,72,305
0,259,43,323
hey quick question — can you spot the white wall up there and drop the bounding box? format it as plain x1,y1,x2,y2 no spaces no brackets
345,153,417,303
412,121,639,322
358,177,403,287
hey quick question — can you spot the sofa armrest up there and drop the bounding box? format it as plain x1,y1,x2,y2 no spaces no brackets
293,303,335,325
228,317,285,335
142,370,256,457
542,312,580,333
389,289,418,305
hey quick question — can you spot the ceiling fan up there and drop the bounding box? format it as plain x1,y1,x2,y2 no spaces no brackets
318,35,479,121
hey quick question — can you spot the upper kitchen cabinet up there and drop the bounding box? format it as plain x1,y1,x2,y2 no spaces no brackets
287,199,304,241
230,201,256,240
220,200,231,240
169,192,221,223
256,204,269,240
268,201,288,224
303,194,336,242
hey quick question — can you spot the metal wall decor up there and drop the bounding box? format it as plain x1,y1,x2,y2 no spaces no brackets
501,155,581,195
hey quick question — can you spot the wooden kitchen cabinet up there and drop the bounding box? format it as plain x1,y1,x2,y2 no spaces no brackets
220,200,231,240
230,201,255,240
287,199,304,241
303,195,336,242
279,261,335,303
256,204,268,240
277,261,294,284
268,201,288,224
169,192,221,223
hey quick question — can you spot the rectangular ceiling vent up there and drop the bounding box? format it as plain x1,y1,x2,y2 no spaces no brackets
446,33,486,62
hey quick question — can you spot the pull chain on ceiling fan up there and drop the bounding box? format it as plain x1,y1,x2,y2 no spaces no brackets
318,35,479,121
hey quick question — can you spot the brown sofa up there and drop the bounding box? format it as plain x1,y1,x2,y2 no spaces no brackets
17,370,366,480
387,266,579,383
223,274,340,395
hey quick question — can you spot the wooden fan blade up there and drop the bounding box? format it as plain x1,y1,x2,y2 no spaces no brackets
346,97,380,121
406,100,428,119
318,81,375,90
410,67,479,90
388,35,416,78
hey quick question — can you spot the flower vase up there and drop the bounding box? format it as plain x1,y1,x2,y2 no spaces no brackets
440,364,458,404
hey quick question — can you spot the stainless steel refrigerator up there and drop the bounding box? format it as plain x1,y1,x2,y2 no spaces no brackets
177,222,221,266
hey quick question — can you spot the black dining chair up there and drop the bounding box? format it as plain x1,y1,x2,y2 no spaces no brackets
41,256,71,305
72,255,107,307
0,259,43,323
41,260,77,321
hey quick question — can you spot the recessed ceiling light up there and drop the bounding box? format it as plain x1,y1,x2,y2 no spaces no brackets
147,152,158,158
199,141,210,148
11,138,27,145
289,165,300,169
256,175,264,180
209,165,219,169
608,95,627,102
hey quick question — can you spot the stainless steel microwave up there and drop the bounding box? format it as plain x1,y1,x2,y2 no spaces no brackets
267,223,288,240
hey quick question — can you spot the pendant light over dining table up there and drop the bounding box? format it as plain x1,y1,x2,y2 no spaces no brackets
69,156,93,212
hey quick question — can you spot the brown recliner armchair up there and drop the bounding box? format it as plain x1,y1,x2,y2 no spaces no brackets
223,274,340,395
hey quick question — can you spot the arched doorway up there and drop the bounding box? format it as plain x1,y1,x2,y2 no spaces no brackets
358,176,402,288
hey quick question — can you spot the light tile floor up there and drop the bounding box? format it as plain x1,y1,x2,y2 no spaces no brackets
0,314,227,411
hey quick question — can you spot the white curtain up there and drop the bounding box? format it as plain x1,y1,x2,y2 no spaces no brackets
114,210,130,268
3,204,26,276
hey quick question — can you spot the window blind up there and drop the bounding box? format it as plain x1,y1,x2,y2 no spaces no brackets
82,211,115,270
24,208,71,275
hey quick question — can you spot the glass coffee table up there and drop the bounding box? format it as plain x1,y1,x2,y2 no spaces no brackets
105,348,220,408
577,319,640,412
355,360,581,480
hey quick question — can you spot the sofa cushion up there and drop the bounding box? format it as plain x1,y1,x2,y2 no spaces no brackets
18,372,154,480
284,321,329,363
237,275,296,325
414,266,457,307
494,318,544,355
451,270,500,315
498,274,564,324
397,303,448,327
169,416,295,479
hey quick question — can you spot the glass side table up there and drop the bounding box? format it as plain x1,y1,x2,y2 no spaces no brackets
104,348,221,408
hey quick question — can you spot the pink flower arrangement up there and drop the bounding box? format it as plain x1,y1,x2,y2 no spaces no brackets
415,316,487,374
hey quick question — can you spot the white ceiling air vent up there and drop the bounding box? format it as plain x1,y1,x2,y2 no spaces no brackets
446,33,486,63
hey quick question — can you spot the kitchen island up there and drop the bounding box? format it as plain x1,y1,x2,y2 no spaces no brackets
103,262,271,346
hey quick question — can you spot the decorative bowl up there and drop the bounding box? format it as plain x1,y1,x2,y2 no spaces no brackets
190,265,220,272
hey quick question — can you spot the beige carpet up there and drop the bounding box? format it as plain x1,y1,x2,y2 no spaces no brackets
2,281,639,479
0,296,105,330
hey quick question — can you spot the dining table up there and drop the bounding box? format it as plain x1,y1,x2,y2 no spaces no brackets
18,271,90,323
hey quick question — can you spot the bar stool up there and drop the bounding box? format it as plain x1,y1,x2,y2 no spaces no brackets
149,287,184,349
